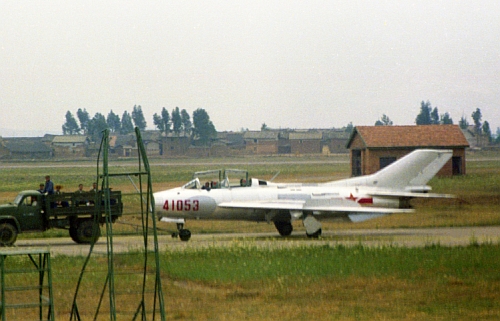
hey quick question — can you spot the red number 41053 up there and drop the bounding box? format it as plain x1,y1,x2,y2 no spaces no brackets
163,199,199,211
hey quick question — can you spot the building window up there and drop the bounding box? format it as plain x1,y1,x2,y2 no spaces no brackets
379,157,396,169
352,150,362,176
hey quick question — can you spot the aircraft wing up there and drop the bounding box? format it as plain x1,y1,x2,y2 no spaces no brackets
368,191,455,199
218,200,306,211
218,200,414,214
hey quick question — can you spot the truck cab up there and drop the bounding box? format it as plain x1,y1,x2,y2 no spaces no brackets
13,191,45,231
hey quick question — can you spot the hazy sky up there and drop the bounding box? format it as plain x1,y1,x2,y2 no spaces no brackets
1,1,499,136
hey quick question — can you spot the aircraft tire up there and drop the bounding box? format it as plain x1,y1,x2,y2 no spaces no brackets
274,221,293,236
0,223,18,246
306,228,322,238
179,229,191,241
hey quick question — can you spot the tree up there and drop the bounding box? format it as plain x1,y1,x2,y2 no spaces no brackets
153,107,170,134
77,108,90,134
430,107,440,125
483,121,492,143
62,111,81,135
471,108,482,135
375,114,393,126
459,115,469,129
495,128,500,145
344,122,354,135
261,123,269,131
192,108,217,145
106,110,121,133
131,105,147,131
87,113,108,142
440,112,453,124
181,109,192,135
415,101,432,125
171,107,182,135
120,111,134,134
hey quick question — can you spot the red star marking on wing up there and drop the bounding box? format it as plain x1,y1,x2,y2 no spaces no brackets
346,193,358,202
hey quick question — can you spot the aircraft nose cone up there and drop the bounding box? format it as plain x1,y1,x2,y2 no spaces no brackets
195,196,217,215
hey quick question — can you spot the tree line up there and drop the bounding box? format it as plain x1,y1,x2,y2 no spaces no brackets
62,106,217,145
62,100,498,146
374,100,497,144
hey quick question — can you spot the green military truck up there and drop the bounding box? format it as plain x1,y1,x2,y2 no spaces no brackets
0,190,123,246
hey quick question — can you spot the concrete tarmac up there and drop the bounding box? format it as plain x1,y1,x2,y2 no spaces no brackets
8,226,500,257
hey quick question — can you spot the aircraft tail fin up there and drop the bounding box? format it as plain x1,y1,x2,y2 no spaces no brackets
329,149,453,191
369,149,452,190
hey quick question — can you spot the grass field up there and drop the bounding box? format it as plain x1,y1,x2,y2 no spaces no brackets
0,151,499,320
4,243,500,320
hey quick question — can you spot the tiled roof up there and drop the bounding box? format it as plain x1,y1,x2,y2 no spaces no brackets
289,132,323,140
52,135,88,144
347,125,469,148
2,138,52,153
243,131,279,140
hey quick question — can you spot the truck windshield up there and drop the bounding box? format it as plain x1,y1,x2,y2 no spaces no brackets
14,194,24,206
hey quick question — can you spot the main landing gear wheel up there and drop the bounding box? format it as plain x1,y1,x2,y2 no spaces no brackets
178,229,191,242
306,229,322,238
274,221,293,236
172,222,191,241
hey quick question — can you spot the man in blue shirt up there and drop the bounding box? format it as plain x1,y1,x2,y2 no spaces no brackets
43,175,54,195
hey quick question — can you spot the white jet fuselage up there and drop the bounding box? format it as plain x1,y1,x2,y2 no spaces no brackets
154,178,405,223
153,149,454,239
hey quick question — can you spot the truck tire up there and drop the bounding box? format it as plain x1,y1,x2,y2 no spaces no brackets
73,220,101,244
69,226,78,243
0,223,18,246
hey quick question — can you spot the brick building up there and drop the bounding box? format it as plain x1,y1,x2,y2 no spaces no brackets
346,125,469,177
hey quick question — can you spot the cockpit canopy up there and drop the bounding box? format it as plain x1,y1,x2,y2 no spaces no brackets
182,169,251,190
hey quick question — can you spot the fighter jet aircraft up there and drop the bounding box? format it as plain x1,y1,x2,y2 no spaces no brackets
154,149,454,241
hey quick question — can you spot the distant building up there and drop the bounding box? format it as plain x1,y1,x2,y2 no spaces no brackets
112,135,136,157
162,133,190,157
51,135,89,157
461,125,490,149
0,137,53,159
243,131,279,155
289,131,322,154
321,130,350,154
346,125,469,177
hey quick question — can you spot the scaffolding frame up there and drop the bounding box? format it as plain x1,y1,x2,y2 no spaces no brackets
70,128,165,321
0,248,54,321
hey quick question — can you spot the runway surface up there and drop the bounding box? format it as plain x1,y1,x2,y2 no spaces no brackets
8,226,500,257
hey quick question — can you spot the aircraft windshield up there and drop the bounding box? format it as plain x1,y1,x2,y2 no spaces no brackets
182,178,201,189
188,169,251,189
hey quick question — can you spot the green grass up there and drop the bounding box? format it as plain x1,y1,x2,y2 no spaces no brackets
5,243,498,320
162,243,500,320
160,242,500,283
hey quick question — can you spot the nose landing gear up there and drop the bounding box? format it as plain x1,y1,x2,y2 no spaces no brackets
171,223,191,241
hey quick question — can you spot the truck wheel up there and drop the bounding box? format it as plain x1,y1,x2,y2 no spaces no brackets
0,223,18,246
73,220,101,244
69,226,78,243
